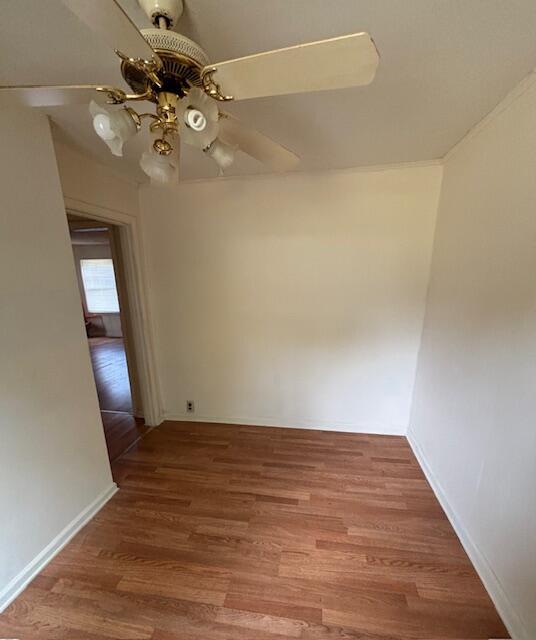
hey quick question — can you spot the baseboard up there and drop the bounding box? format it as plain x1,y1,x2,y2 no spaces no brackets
162,412,406,436
0,483,118,613
407,431,527,640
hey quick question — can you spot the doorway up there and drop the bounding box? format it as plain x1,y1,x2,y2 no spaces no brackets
68,214,149,464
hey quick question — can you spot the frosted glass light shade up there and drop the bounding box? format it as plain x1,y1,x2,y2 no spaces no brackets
205,137,236,173
140,145,179,185
89,101,138,156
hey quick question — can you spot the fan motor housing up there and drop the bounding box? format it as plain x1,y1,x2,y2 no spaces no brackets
139,0,183,28
121,29,210,100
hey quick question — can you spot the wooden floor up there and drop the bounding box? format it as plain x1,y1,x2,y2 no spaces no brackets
88,337,149,463
0,422,508,639
101,411,150,466
89,337,133,413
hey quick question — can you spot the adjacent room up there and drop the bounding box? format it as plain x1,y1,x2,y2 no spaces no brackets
68,214,148,463
1,1,535,639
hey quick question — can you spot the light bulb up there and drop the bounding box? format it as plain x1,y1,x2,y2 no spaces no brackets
205,137,236,173
185,108,207,132
92,114,115,140
176,89,219,149
89,101,139,156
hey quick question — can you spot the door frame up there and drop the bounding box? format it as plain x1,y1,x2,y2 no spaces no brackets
65,197,162,426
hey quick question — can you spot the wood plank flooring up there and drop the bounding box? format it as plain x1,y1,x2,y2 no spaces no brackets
89,337,132,413
0,422,509,639
88,337,149,463
101,411,150,466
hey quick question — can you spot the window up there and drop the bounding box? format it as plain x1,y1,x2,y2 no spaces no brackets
80,259,120,313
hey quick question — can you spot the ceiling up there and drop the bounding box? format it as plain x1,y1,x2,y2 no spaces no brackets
68,216,111,245
2,0,536,183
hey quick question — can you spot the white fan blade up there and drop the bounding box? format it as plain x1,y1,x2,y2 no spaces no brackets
0,85,113,108
62,0,160,64
205,33,378,101
219,114,299,172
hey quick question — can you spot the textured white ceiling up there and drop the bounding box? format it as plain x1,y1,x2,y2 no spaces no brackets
2,0,536,182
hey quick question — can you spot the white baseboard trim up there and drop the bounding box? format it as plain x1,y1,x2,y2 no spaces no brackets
0,483,118,613
407,431,527,640
162,412,406,436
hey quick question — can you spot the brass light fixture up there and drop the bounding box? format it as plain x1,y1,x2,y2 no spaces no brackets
0,0,380,184
92,12,226,182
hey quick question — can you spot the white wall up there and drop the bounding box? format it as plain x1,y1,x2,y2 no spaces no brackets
140,164,442,433
409,76,536,639
0,112,115,610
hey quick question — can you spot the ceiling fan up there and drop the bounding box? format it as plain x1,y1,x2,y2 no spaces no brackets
0,0,380,184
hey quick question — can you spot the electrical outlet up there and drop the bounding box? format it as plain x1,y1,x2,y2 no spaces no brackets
186,400,195,413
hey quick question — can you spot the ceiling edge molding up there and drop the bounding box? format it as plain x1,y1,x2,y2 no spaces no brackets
443,68,536,163
168,158,444,188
